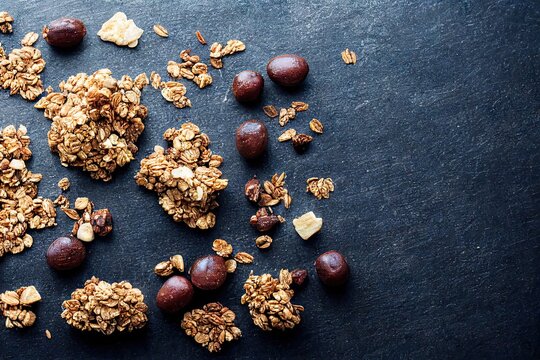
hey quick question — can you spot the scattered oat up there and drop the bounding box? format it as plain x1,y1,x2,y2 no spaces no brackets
0,12,14,34
167,49,213,89
170,254,184,272
213,239,233,258
195,30,206,45
258,172,291,209
135,123,228,229
0,286,41,328
263,105,278,118
255,235,272,249
306,177,334,199
153,24,168,38
209,39,245,69
278,129,297,142
341,48,357,64
35,69,148,181
293,211,323,240
97,12,144,48
58,177,70,191
61,277,148,335
150,71,162,89
154,260,174,277
45,329,52,339
309,118,324,134
62,208,80,221
225,259,237,273
291,101,309,112
235,252,254,264
278,107,296,126
160,81,191,108
241,269,304,331
21,32,38,46
181,303,242,353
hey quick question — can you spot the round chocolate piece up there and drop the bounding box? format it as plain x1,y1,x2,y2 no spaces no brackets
46,236,86,271
315,250,350,287
156,276,194,313
235,120,268,159
190,255,227,290
43,17,87,48
232,70,264,103
266,54,309,87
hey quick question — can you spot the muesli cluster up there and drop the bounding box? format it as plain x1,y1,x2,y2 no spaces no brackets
209,39,246,69
0,286,41,329
0,125,57,258
135,122,228,229
0,11,14,33
61,277,148,335
167,49,213,89
241,269,304,331
306,177,334,199
35,69,149,181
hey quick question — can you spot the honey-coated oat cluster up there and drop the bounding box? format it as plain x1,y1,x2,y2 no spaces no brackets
35,69,149,181
135,122,228,229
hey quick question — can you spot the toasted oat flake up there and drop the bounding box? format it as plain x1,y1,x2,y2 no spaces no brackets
154,260,174,277
291,101,309,112
341,48,357,64
278,129,297,142
58,177,70,191
213,239,233,258
263,105,278,118
278,108,296,126
62,208,80,221
306,177,334,199
255,235,272,249
234,252,254,264
195,30,207,45
209,39,245,69
21,32,39,46
309,118,324,134
153,24,169,38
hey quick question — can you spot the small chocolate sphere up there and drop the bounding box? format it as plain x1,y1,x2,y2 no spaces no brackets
156,276,194,313
46,236,86,271
190,255,227,290
43,17,87,48
232,70,264,103
315,250,350,286
236,120,268,159
267,54,309,87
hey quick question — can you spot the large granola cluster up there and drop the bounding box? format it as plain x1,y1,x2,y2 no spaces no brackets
0,125,56,257
34,69,149,181
181,302,242,353
0,41,46,100
0,286,42,329
135,122,228,229
241,269,304,331
61,277,148,335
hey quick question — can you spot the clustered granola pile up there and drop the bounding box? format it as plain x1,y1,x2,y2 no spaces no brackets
0,11,14,34
0,39,46,100
181,302,242,353
241,269,304,331
306,177,334,199
35,69,149,181
61,277,148,335
0,125,56,257
135,122,228,229
0,286,41,329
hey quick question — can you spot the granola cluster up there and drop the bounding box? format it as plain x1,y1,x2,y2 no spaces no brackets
0,40,45,100
35,69,149,181
241,269,304,331
167,50,213,89
209,39,246,69
306,177,334,199
181,302,242,353
0,11,14,34
135,122,228,229
0,286,41,329
61,277,148,335
0,125,57,257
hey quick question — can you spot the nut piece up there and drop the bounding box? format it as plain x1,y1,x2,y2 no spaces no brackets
90,209,113,236
58,177,70,191
255,235,272,249
341,48,357,64
97,12,144,48
292,134,313,152
309,118,324,134
212,239,233,258
225,259,237,273
76,222,95,242
244,176,261,202
291,101,309,112
292,211,323,240
0,286,41,329
234,252,254,264
153,24,168,38
170,255,184,272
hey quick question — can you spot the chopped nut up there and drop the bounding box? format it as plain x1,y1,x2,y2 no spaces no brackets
61,277,148,335
170,255,184,272
74,197,89,210
181,303,241,352
309,118,324,134
278,108,296,127
225,259,237,273
306,177,334,199
58,177,70,191
255,235,272,249
341,48,357,64
90,209,113,236
234,252,254,264
76,222,95,242
241,269,304,331
292,134,313,152
0,12,14,34
292,211,322,240
21,32,39,46
263,105,278,118
244,176,261,202
195,30,207,45
278,129,297,142
291,101,309,112
153,24,169,38
97,12,144,48
0,286,41,329
213,239,233,258
154,260,174,277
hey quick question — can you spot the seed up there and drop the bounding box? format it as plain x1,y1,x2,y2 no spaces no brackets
43,17,86,48
153,24,169,38
45,329,52,339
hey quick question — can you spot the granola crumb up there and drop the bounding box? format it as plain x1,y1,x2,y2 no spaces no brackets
278,129,297,142
195,30,206,45
309,118,324,134
213,239,233,258
291,101,309,112
225,259,237,273
21,32,39,46
57,177,70,191
255,235,272,249
234,252,254,264
209,39,245,69
341,48,357,64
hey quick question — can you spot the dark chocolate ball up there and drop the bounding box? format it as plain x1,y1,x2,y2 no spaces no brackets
46,236,86,271
232,70,264,103
315,250,349,286
267,54,309,87
43,17,87,48
156,276,194,313
235,120,268,159
190,255,227,290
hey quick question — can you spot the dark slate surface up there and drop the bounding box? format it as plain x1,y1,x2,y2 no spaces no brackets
0,0,539,359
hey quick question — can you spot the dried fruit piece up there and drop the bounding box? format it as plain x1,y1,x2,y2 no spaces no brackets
212,239,233,258
291,269,308,287
341,48,357,64
250,207,284,232
153,24,168,38
195,30,206,45
97,12,144,48
234,252,254,264
90,209,113,236
309,118,324,134
292,211,322,240
255,235,272,249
